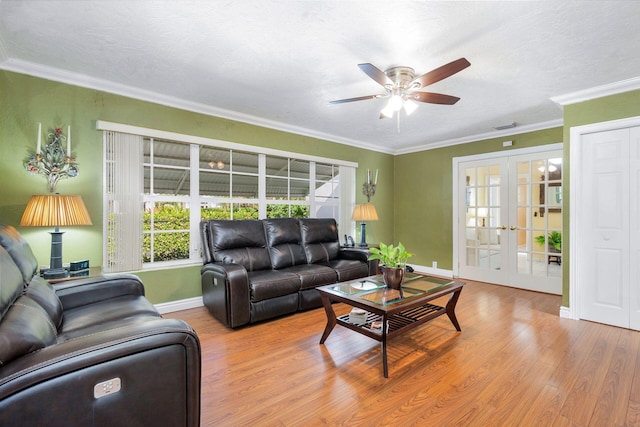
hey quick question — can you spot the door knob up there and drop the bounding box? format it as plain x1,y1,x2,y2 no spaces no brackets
510,226,518,230
497,225,507,230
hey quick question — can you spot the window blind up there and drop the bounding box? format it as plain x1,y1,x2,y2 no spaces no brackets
104,131,144,272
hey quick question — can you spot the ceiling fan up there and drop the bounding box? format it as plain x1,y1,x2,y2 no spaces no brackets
330,58,470,120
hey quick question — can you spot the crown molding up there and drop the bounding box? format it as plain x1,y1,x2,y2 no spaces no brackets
0,59,395,155
393,119,564,155
0,58,570,156
551,76,640,107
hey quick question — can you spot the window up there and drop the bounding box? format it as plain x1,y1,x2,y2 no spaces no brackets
101,122,357,272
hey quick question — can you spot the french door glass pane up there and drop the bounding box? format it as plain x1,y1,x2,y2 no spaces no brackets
464,164,501,270
516,158,562,278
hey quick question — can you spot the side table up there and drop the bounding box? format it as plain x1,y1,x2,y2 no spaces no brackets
45,266,103,284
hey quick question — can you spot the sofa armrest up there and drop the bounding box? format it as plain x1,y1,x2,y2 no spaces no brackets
338,248,379,276
0,317,200,427
54,273,146,311
201,262,250,328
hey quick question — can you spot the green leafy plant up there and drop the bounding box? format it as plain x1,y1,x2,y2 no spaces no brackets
368,242,413,268
535,231,562,251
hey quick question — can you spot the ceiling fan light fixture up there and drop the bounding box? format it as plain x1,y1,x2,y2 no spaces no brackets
388,94,403,111
403,99,419,115
380,103,395,118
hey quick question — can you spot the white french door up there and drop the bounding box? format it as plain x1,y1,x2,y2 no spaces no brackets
455,146,563,294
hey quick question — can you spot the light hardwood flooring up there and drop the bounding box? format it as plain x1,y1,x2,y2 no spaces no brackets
165,280,640,426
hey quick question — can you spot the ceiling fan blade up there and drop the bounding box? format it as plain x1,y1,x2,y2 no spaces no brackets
329,94,383,104
410,92,461,105
410,58,470,88
358,63,392,87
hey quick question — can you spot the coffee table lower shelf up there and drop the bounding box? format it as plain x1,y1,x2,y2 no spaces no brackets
336,302,446,338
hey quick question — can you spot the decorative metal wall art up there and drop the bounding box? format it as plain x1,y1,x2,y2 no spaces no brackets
363,168,378,202
25,124,78,192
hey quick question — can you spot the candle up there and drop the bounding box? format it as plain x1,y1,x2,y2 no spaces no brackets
67,125,71,156
367,169,371,184
37,123,42,153
374,169,378,185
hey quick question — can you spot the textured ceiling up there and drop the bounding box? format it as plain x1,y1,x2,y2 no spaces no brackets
1,1,640,154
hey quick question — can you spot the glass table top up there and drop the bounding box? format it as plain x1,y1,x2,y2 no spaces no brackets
326,273,455,306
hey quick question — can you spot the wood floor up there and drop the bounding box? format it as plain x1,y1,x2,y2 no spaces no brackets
165,280,640,426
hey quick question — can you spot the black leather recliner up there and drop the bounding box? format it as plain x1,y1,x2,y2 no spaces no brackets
0,225,201,427
200,217,376,328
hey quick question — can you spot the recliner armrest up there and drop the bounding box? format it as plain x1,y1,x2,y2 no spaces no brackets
338,248,378,276
54,273,146,310
201,262,251,328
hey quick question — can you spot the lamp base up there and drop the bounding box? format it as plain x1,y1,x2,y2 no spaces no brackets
43,268,69,279
359,222,368,248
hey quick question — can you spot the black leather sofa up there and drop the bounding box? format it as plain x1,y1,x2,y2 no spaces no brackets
0,225,201,427
200,218,376,328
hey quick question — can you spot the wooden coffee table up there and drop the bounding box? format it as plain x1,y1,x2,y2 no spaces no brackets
317,273,464,378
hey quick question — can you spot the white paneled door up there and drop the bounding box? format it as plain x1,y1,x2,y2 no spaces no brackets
456,148,563,294
578,126,640,329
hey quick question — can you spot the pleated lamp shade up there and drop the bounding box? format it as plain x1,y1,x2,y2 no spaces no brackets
351,203,379,222
20,194,92,227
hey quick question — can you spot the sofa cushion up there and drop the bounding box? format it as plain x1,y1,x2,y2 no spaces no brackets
0,295,57,366
280,264,337,289
0,225,38,284
299,218,340,263
0,246,25,321
248,270,301,302
25,276,64,330
207,220,272,271
215,247,272,272
263,218,307,269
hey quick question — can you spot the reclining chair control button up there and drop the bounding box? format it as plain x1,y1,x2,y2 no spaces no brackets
94,377,122,399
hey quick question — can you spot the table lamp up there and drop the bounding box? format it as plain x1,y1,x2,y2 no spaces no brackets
20,194,92,279
351,203,378,248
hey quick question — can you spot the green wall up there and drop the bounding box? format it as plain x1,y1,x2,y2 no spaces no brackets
0,70,393,303
394,128,563,273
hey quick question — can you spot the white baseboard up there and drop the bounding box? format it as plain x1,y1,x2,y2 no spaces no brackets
410,264,454,278
559,305,577,319
155,296,204,314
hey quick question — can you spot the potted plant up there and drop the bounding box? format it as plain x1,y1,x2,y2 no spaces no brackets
535,231,562,252
368,242,413,289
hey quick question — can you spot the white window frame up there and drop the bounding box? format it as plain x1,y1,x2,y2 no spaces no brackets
99,121,358,271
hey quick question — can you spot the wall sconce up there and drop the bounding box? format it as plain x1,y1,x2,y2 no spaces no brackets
362,168,378,202
24,124,79,192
